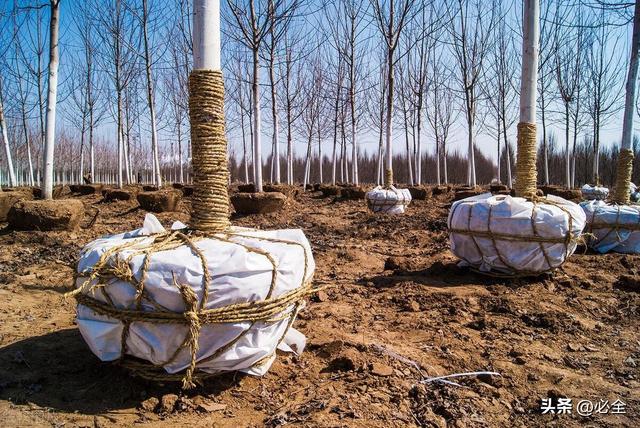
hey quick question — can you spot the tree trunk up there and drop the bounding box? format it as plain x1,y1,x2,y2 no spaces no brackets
565,102,571,188
142,0,162,187
252,47,263,192
385,47,394,185
42,0,61,199
540,89,549,184
0,86,17,187
303,135,312,191
268,45,280,184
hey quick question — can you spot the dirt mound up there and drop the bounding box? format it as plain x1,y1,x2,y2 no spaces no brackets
231,192,286,214
137,190,182,212
407,185,432,200
0,189,34,221
7,199,84,230
104,188,136,202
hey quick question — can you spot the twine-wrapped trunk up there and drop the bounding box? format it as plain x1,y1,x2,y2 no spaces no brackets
189,69,230,232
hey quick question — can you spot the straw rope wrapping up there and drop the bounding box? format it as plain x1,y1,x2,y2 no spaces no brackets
384,168,394,188
515,122,538,198
612,148,634,204
585,202,640,249
68,230,317,389
366,187,411,213
448,195,583,277
189,70,230,232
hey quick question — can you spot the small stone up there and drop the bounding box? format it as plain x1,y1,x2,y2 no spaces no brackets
624,356,636,367
159,394,179,413
17,274,37,282
514,356,527,365
140,397,159,412
567,343,582,352
370,362,394,377
197,401,227,413
315,290,329,302
406,300,421,312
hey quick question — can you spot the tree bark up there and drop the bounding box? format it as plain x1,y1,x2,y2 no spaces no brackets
42,0,61,199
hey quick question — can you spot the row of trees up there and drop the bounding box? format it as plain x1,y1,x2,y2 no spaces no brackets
0,0,635,191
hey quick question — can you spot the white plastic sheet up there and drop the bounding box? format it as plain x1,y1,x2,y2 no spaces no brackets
580,200,640,253
75,214,315,377
581,184,609,201
365,186,412,214
448,193,586,274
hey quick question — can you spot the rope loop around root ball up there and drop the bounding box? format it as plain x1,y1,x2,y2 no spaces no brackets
515,122,538,199
68,230,319,389
612,148,634,205
189,70,230,233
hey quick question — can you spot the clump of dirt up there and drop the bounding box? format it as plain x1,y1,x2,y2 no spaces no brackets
7,199,84,231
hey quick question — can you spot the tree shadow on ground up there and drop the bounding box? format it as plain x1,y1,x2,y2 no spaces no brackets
361,260,550,289
0,328,243,414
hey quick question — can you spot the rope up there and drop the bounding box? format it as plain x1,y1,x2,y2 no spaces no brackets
188,70,230,233
384,168,393,188
612,148,634,204
68,230,318,389
515,122,538,198
366,187,411,212
449,195,582,277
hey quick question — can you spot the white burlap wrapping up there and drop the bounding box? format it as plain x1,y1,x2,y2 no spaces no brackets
581,200,640,253
630,182,640,202
448,193,586,275
74,214,315,378
365,186,412,214
581,184,609,201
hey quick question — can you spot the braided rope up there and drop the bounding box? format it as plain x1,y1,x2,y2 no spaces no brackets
449,195,582,277
189,70,230,232
612,148,634,204
515,122,538,198
384,168,393,188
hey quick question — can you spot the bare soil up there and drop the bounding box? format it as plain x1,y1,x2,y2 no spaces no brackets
0,187,638,427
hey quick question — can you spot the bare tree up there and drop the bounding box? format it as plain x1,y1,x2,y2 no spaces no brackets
585,5,624,184
96,0,141,188
448,0,496,187
371,0,417,186
553,3,585,189
42,0,61,199
483,4,517,187
427,50,456,185
139,0,162,186
226,0,300,192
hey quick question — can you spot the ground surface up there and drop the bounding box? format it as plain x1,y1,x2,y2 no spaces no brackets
0,186,638,427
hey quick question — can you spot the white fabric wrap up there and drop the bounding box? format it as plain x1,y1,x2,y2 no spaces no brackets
75,214,315,377
581,200,640,253
448,193,586,274
581,184,609,200
365,186,412,214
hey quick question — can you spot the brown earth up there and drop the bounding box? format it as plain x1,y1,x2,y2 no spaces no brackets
0,188,637,427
